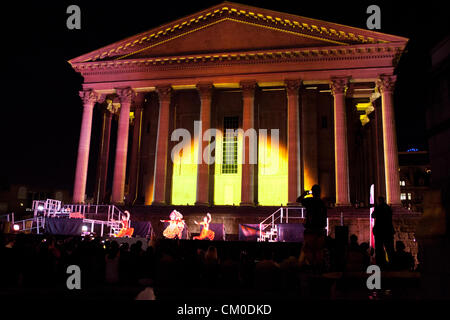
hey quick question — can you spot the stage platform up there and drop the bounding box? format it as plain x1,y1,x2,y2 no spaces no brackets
115,205,420,242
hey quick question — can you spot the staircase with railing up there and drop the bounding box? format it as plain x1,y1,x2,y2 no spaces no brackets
258,207,305,242
258,206,330,242
7,199,128,237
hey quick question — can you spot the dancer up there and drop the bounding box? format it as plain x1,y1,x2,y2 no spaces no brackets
193,213,215,240
113,210,134,238
161,210,185,239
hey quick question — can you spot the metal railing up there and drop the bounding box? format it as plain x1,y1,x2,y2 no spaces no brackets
258,207,305,242
9,216,45,234
28,199,126,237
0,212,14,223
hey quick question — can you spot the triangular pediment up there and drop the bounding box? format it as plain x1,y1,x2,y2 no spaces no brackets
70,2,408,63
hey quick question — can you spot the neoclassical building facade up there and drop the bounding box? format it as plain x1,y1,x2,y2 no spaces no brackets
69,2,408,208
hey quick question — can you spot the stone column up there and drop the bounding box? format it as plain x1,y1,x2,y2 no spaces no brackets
240,80,257,206
286,79,302,205
377,74,401,205
127,95,145,205
301,89,319,191
111,87,134,204
331,77,351,206
73,89,97,203
152,85,172,205
195,83,213,205
94,101,113,204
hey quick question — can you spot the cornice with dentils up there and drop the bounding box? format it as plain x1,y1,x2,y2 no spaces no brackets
71,42,405,73
69,2,408,64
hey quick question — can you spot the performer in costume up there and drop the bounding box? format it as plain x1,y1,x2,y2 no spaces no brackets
161,210,185,239
193,213,215,240
113,210,134,238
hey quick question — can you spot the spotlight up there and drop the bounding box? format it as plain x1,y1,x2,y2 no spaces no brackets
82,226,88,233
13,224,20,231
37,205,44,211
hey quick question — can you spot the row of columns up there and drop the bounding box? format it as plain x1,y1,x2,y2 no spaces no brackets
73,75,401,206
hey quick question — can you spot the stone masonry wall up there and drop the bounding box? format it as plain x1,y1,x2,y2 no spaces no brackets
328,213,421,265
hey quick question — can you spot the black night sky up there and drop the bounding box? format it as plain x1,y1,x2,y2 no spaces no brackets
1,0,448,193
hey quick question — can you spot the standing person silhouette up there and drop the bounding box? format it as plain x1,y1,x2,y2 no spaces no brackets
372,196,395,268
297,184,327,271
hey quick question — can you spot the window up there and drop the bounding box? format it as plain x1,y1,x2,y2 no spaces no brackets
222,116,239,174
407,193,412,200
401,193,406,200
400,180,406,186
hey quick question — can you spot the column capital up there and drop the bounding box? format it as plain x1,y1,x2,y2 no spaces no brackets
196,82,214,100
79,89,98,106
376,74,397,93
156,84,173,102
330,77,350,95
116,87,135,104
240,80,257,98
285,79,302,95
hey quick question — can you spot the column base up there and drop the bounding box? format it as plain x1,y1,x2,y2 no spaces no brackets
389,203,402,207
335,203,351,208
287,202,300,206
194,202,210,206
239,202,255,207
151,201,167,206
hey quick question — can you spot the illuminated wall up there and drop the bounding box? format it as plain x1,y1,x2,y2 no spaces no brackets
214,130,242,205
170,91,200,205
171,137,198,205
257,89,288,206
213,92,243,205
258,133,288,205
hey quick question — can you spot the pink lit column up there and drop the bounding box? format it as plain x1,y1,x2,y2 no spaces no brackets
94,104,113,204
127,97,144,205
195,83,213,206
240,80,257,206
152,85,172,205
377,74,401,206
286,80,301,205
331,77,351,206
73,89,97,203
111,87,134,204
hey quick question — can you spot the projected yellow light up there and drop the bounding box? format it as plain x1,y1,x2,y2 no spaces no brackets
258,135,288,206
145,179,154,205
171,138,198,205
303,167,315,192
356,102,374,126
214,130,242,205
360,114,370,126
356,102,372,112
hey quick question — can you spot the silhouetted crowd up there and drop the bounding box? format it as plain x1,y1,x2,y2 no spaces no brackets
0,231,416,299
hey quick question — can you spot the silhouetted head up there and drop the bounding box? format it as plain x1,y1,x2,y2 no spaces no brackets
350,234,358,245
205,246,218,262
311,184,321,198
396,241,406,252
378,196,385,204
